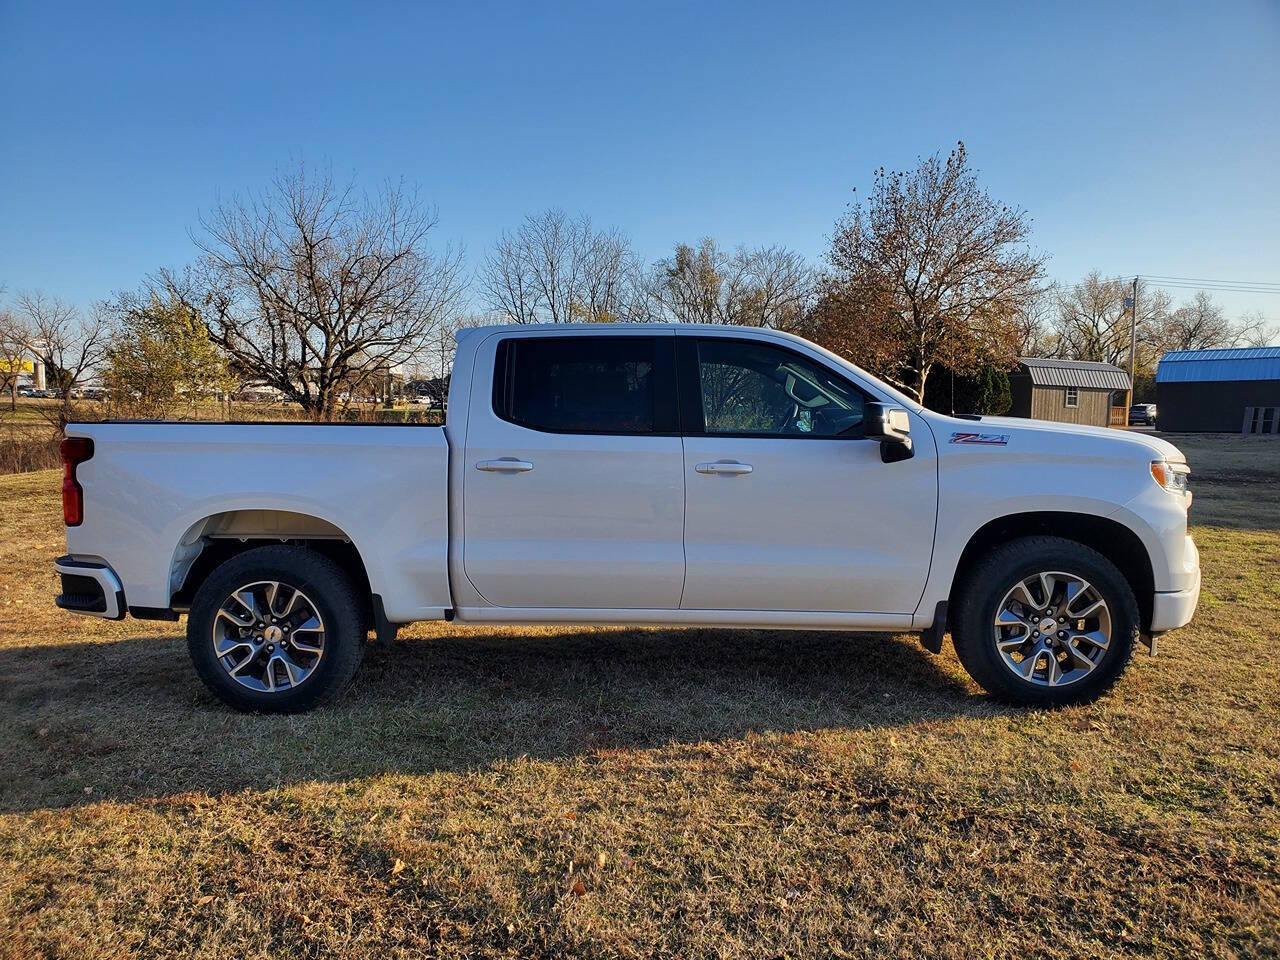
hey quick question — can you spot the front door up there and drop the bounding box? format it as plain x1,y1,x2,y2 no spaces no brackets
678,334,937,614
462,332,685,609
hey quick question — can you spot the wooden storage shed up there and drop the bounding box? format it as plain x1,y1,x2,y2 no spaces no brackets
1009,358,1131,427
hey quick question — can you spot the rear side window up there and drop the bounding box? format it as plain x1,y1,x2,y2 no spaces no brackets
493,336,673,434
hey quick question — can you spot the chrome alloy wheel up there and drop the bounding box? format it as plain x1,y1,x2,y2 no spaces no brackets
993,571,1112,688
211,581,326,694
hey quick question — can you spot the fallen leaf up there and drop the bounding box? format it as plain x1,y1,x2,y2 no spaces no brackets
570,880,586,896
597,852,608,869
195,895,214,907
391,859,405,876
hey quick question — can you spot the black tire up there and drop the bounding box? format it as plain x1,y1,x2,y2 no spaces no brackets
951,536,1138,707
187,545,365,713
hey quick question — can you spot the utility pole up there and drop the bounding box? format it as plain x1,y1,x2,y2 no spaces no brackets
1128,276,1139,412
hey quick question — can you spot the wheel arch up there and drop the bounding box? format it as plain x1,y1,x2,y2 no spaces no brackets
168,509,374,620
948,512,1155,631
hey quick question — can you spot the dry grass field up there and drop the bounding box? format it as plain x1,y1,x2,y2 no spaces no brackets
1,433,1278,958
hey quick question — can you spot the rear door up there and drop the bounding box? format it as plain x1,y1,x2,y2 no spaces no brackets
677,333,937,614
462,331,685,609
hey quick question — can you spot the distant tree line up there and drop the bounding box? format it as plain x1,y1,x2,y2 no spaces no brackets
3,147,1274,421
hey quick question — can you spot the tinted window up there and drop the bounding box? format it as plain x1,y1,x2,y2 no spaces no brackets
494,337,660,434
695,339,865,437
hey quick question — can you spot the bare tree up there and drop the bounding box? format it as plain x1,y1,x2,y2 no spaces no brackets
650,238,815,329
1233,309,1278,348
1054,273,1170,368
1156,291,1234,353
736,246,817,330
1012,285,1059,358
0,291,35,411
811,143,1045,402
481,226,543,323
17,291,109,427
480,209,638,324
193,164,465,420
1053,273,1132,366
650,239,725,324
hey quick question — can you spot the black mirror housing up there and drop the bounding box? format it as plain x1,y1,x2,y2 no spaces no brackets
864,402,914,462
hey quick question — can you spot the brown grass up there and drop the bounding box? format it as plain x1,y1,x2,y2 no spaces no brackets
0,435,1277,958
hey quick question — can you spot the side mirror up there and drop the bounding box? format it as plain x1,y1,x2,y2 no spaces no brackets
864,402,914,463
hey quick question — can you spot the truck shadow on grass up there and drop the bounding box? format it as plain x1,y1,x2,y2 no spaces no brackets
0,625,1007,812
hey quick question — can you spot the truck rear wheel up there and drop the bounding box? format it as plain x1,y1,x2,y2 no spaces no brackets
951,536,1138,707
186,545,364,713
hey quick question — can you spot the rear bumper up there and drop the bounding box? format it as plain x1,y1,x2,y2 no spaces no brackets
1150,568,1201,633
54,556,125,620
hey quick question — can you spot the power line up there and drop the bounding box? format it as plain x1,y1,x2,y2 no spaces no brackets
1061,274,1280,296
1138,274,1280,289
1139,280,1280,295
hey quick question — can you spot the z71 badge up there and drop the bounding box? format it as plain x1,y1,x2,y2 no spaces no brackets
949,431,1010,445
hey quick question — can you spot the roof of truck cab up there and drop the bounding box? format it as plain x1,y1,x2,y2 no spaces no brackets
453,321,925,411
457,322,771,338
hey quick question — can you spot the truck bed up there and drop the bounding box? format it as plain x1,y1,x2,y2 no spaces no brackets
64,421,452,622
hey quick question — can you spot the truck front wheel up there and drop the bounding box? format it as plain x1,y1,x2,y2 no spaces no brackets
187,545,365,713
951,536,1139,707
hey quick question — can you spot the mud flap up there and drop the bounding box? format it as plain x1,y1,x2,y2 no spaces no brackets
370,594,400,647
920,601,947,655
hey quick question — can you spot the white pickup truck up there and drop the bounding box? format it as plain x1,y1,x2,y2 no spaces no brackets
56,324,1200,712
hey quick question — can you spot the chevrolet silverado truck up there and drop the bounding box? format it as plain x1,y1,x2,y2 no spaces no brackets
55,324,1200,712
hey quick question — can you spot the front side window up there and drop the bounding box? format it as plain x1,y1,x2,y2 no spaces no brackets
693,338,866,437
1065,386,1079,407
493,336,663,434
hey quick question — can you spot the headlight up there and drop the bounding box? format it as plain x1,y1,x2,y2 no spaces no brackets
1151,460,1190,495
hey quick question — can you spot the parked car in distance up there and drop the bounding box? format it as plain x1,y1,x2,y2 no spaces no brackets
17,385,35,397
55,324,1200,713
1129,403,1157,426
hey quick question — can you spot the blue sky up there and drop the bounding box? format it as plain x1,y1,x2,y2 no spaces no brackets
2,0,1277,320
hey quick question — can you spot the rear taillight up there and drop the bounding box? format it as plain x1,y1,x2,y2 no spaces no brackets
60,436,94,527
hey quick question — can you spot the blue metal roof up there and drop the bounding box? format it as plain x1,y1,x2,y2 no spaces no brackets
1156,346,1280,383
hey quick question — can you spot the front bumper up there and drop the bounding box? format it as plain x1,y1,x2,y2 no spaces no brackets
54,556,125,620
1150,567,1201,633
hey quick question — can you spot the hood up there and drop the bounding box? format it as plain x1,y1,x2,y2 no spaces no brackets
923,413,1187,463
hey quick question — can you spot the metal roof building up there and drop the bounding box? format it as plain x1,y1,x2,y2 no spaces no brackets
1156,346,1280,433
1020,357,1133,391
1009,358,1131,427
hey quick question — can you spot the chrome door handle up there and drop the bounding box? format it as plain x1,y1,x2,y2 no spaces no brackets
476,458,534,473
695,460,753,476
